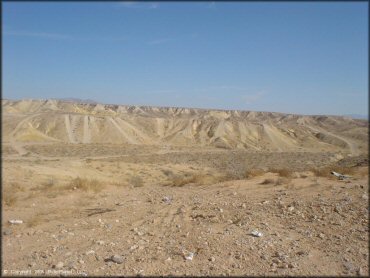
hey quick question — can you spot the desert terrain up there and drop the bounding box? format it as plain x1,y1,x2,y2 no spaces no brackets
2,99,369,276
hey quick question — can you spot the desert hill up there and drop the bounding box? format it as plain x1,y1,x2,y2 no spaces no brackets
2,99,368,154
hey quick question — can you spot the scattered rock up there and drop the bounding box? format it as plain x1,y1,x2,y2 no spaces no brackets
209,257,216,262
52,262,64,269
251,230,263,237
3,229,12,236
343,261,355,273
184,252,194,261
111,255,124,264
8,220,23,225
318,233,326,239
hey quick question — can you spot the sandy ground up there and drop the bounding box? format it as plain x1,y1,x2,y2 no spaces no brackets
2,143,369,276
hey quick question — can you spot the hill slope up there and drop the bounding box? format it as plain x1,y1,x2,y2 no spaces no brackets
2,99,368,154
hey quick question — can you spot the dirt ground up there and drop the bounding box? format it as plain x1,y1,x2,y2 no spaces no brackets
2,143,369,276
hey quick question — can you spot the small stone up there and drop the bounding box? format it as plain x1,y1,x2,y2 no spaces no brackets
162,196,171,203
184,252,194,261
96,240,105,245
66,261,76,270
85,250,95,255
65,252,72,257
3,229,12,236
8,219,23,225
357,267,365,276
242,203,247,209
111,255,124,264
209,257,216,262
343,261,355,272
53,262,64,269
318,233,325,239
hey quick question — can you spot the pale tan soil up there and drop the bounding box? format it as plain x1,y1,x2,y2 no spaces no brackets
2,99,369,276
2,144,369,277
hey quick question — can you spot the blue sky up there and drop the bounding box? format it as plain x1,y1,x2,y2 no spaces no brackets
3,2,368,116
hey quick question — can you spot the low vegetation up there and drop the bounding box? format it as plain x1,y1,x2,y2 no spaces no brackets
165,172,233,187
129,175,144,187
64,177,105,192
3,191,18,207
310,165,355,179
269,168,294,178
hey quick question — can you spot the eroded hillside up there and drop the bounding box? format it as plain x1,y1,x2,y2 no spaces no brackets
2,99,368,154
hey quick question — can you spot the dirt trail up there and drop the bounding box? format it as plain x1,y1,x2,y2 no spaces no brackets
307,124,359,155
262,123,296,151
108,117,138,144
64,115,77,144
83,116,91,144
9,113,42,156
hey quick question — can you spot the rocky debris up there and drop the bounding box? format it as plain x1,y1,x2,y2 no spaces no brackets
52,262,64,269
96,240,105,245
3,229,12,236
162,196,172,204
8,219,23,225
343,261,356,273
251,230,263,237
184,252,194,261
110,255,124,264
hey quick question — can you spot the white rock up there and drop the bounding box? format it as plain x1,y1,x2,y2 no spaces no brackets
111,255,124,264
184,252,194,261
251,230,263,237
8,220,23,225
53,262,64,269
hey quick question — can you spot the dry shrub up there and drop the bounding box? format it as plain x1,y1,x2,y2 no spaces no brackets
162,169,174,177
27,214,43,228
245,169,265,179
114,181,128,187
269,168,293,178
171,175,196,187
310,166,355,179
65,177,105,193
356,167,369,178
275,177,290,186
3,190,18,207
259,178,275,185
11,182,25,192
129,175,144,187
169,172,230,187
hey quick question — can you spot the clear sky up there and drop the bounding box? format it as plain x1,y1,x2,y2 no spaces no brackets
3,1,368,116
